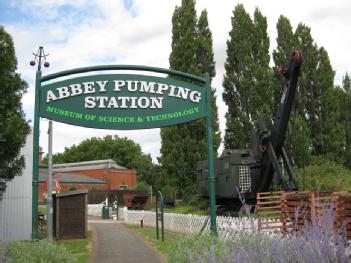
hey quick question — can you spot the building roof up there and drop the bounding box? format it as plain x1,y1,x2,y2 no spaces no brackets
53,159,126,172
55,189,88,197
38,171,106,185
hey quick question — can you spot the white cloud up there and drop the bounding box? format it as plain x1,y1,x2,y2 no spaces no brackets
4,0,351,162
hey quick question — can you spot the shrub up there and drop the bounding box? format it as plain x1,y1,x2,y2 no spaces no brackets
294,156,351,191
6,240,77,263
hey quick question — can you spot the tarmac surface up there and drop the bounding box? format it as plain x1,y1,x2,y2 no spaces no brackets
89,219,164,263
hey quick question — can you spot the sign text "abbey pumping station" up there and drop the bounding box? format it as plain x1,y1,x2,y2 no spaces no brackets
39,74,207,129
46,79,202,109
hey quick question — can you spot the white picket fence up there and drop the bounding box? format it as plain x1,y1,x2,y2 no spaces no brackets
120,208,266,239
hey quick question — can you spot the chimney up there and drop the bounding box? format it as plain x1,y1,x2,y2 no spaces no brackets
39,146,44,165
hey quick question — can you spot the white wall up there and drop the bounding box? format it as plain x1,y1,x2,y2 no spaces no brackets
0,132,33,242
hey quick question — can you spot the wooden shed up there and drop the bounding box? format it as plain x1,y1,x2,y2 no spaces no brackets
53,189,88,239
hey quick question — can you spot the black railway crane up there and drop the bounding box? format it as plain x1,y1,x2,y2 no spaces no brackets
196,51,303,213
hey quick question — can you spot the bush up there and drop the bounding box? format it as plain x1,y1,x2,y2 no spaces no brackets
294,156,351,191
6,241,77,263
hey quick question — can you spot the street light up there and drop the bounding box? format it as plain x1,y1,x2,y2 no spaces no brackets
30,46,50,241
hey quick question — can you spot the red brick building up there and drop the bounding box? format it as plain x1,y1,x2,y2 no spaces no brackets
38,159,137,203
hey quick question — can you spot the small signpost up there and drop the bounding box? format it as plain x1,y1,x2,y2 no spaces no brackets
156,191,164,241
31,53,217,240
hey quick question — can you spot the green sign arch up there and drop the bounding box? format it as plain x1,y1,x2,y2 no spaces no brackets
31,65,217,239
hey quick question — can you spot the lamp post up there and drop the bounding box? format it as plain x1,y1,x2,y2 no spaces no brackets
30,47,49,241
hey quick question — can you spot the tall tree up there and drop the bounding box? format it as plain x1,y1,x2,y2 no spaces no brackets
251,8,273,117
160,0,220,197
223,4,255,149
272,19,313,167
272,16,296,111
0,26,30,181
196,9,221,152
314,48,344,161
223,5,272,149
340,73,351,168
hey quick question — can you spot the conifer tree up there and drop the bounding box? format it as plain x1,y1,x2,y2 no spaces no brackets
314,48,344,160
0,26,30,181
197,10,221,152
223,5,272,149
160,1,220,197
340,73,351,168
251,8,273,117
223,4,255,149
272,16,296,111
273,19,313,166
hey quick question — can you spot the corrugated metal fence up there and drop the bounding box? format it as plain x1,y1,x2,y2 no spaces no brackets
0,133,33,242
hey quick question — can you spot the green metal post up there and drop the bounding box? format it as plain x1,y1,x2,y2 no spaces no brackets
158,191,164,242
155,191,164,241
31,69,41,241
204,73,217,235
156,193,159,240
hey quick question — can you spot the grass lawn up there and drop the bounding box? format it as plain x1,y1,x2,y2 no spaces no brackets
126,225,182,261
55,230,92,263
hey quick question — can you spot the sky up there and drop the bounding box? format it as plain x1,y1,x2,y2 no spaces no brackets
1,0,351,162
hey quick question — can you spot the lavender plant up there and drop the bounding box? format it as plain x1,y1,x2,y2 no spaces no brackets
170,198,350,262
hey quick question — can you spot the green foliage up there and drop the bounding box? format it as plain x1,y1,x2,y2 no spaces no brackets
6,241,77,263
133,181,149,191
294,156,351,191
47,135,158,187
169,234,231,263
339,74,351,169
0,26,30,181
56,231,92,263
160,0,220,198
197,10,221,152
223,5,273,149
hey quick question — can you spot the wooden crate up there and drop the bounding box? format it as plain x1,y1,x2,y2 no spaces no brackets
281,191,311,234
334,192,351,239
256,191,284,233
257,191,351,239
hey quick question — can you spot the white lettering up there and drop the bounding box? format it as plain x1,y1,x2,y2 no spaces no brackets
46,90,58,102
189,91,201,103
69,84,82,96
95,96,108,108
129,97,138,108
149,97,163,108
177,87,190,100
137,97,150,108
140,81,156,93
107,97,118,108
114,80,125,91
57,87,70,99
155,83,169,94
118,97,129,108
85,96,96,108
127,80,138,92
96,80,108,92
83,82,95,94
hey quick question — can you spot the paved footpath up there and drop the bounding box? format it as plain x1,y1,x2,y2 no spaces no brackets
89,220,164,263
